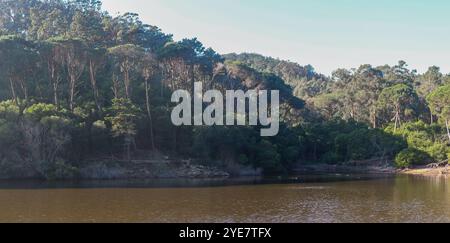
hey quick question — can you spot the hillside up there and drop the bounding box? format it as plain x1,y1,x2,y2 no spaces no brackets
0,0,449,180
223,53,330,99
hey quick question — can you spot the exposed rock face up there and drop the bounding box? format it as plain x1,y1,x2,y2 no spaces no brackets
176,165,230,178
79,160,230,180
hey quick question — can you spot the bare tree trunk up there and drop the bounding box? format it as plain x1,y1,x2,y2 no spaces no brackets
145,79,156,151
18,78,28,102
394,111,400,133
393,105,401,133
371,108,377,129
122,59,131,99
173,127,177,153
190,64,195,95
49,62,60,108
9,77,17,104
67,51,85,112
446,119,450,143
313,143,317,161
112,73,120,99
124,69,130,99
123,136,133,162
126,140,131,162
69,75,76,111
53,79,59,107
89,60,101,111
68,69,84,112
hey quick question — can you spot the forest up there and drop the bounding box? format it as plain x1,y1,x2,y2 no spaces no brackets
0,0,449,179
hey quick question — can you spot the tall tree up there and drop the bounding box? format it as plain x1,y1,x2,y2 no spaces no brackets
69,8,105,45
378,84,420,132
416,66,443,96
140,52,158,151
87,47,106,112
108,44,144,99
106,98,140,161
0,35,37,103
38,41,64,107
53,38,88,111
30,7,70,40
427,85,450,142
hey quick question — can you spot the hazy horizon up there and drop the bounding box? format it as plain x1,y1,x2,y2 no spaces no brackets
102,0,450,75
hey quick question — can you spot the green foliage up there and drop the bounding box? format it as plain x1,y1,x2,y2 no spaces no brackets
38,159,79,180
0,100,20,120
106,98,140,138
301,120,406,164
0,101,75,179
427,84,450,143
378,84,420,127
0,101,22,167
105,98,140,160
223,53,328,99
24,103,66,122
192,126,287,174
427,143,450,162
386,121,450,163
395,148,430,168
255,140,283,173
0,0,450,180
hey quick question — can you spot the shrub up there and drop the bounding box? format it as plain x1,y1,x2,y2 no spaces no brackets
395,148,430,168
38,160,79,180
255,140,283,173
427,143,450,162
321,152,343,164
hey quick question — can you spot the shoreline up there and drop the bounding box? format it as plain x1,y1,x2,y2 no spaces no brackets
400,167,450,177
294,163,450,177
293,164,397,175
1,160,449,181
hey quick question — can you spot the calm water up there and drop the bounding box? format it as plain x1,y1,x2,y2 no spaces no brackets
0,174,449,223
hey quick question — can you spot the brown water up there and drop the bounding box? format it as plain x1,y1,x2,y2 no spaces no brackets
0,175,449,223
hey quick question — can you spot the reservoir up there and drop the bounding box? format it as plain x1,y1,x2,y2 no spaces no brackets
0,174,449,223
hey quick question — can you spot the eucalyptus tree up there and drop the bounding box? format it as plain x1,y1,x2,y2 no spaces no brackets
69,8,105,45
444,75,450,85
0,0,38,36
106,98,140,161
108,44,144,99
223,53,329,99
30,6,70,40
382,61,417,86
51,38,88,111
159,38,222,93
158,41,193,92
102,12,172,50
87,47,106,112
312,92,344,120
377,84,420,131
352,65,386,128
69,0,103,11
0,35,37,103
427,85,450,142
37,40,65,107
330,68,356,121
140,52,159,151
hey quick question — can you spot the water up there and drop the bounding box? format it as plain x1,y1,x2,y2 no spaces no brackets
0,174,449,223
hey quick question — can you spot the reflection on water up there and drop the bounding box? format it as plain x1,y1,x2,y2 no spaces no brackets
0,174,390,189
0,174,448,223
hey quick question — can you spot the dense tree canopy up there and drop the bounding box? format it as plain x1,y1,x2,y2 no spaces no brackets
0,0,449,179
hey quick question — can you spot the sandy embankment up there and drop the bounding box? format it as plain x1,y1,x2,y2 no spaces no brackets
401,167,449,176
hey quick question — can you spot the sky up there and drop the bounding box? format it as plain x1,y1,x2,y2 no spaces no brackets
102,0,450,75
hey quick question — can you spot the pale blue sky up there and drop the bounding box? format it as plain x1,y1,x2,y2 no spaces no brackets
102,0,450,75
